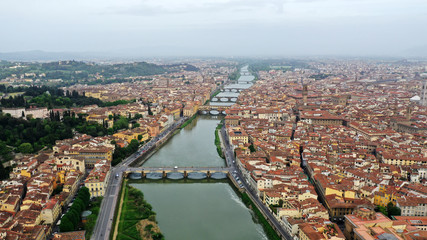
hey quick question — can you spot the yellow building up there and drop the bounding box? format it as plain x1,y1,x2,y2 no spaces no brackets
183,104,196,117
277,208,301,218
325,187,356,199
15,209,42,227
85,160,111,198
41,198,62,224
19,169,32,178
63,172,82,196
373,185,398,207
170,107,181,119
381,154,427,166
113,128,149,144
84,91,102,99
27,226,46,240
86,114,113,128
56,156,86,173
298,191,318,202
77,147,113,168
227,127,249,145
57,170,66,184
0,195,20,213
264,192,282,206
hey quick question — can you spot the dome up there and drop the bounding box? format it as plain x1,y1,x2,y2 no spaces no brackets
81,210,92,218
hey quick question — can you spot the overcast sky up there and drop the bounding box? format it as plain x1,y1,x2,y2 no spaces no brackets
0,0,426,57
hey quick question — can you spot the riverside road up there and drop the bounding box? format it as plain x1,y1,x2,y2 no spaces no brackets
91,116,292,240
220,125,292,240
91,118,185,240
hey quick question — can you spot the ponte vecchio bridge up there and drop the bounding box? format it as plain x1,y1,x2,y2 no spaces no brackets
211,96,238,103
124,166,230,180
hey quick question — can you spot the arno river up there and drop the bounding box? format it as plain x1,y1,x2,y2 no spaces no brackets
141,115,226,168
131,67,268,240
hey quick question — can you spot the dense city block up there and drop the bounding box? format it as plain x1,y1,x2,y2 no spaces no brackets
0,58,426,240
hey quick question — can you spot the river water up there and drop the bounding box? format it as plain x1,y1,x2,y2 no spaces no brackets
131,182,268,240
142,115,225,168
132,66,267,240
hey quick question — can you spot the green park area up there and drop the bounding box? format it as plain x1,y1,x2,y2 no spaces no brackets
115,182,164,240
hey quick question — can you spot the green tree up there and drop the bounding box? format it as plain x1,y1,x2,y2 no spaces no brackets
17,143,33,153
113,116,129,131
67,209,80,227
376,205,388,216
78,187,91,206
72,198,85,213
60,215,75,232
0,163,10,180
387,202,401,217
249,144,256,153
0,141,13,161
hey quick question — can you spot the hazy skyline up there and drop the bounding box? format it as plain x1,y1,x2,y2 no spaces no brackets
1,0,426,57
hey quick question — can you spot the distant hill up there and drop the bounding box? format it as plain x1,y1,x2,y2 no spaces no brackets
0,60,168,87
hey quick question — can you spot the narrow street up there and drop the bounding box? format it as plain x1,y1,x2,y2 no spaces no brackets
220,125,292,240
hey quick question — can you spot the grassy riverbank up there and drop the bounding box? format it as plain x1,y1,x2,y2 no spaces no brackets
240,192,281,240
116,184,164,240
214,123,224,158
179,114,196,129
229,69,241,81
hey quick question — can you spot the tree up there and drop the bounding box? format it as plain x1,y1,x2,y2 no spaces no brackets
72,198,85,213
67,208,80,228
0,141,12,162
18,143,33,154
78,187,91,205
113,116,129,131
59,215,75,232
148,105,153,115
0,163,10,180
387,202,401,217
249,144,256,153
376,205,388,216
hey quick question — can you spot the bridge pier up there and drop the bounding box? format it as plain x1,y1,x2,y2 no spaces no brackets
207,171,211,178
162,171,166,178
184,171,188,178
